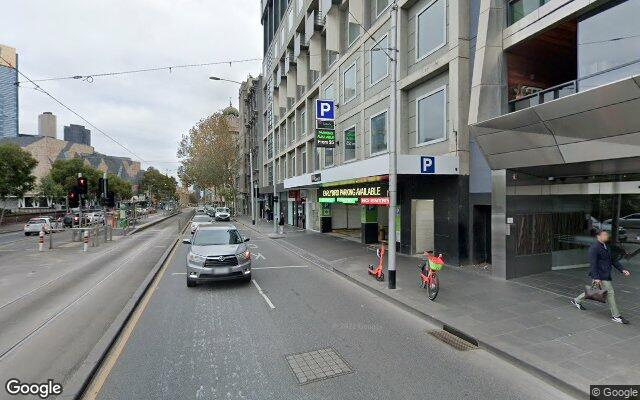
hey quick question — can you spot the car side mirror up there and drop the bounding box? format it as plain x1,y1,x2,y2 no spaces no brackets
182,238,191,244
244,237,250,242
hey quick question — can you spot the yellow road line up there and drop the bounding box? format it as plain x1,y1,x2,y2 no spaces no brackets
81,237,181,400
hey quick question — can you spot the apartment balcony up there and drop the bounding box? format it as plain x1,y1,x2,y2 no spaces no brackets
507,0,550,25
509,80,576,112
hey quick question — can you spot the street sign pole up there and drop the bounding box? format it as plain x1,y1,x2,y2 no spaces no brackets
387,4,398,289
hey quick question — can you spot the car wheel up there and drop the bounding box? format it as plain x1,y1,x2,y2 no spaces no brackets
243,274,252,283
24,232,30,236
186,277,196,287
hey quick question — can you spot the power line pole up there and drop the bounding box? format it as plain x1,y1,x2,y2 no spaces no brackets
387,3,398,289
249,139,256,225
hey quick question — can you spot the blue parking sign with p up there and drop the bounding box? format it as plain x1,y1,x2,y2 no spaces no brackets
316,99,335,120
420,156,435,173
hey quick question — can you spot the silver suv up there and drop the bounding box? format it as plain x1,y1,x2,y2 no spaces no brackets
182,225,251,287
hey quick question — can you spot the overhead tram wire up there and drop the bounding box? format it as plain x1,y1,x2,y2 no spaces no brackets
0,54,147,163
14,57,263,86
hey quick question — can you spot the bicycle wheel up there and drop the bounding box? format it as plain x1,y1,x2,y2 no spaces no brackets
427,274,439,301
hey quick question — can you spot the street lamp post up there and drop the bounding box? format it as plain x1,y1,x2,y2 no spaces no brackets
209,76,256,225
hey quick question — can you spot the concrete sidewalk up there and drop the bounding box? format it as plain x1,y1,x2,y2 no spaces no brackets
236,216,640,397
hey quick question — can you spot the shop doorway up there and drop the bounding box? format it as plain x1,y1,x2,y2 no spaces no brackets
411,200,434,255
473,205,492,264
331,204,361,240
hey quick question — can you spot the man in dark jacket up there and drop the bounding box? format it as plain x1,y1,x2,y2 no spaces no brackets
571,230,631,324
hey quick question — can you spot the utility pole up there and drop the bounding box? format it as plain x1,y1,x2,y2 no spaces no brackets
249,144,256,225
273,156,278,234
78,172,83,228
387,3,398,289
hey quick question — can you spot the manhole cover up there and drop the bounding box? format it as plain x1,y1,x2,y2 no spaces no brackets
427,330,478,351
285,348,353,385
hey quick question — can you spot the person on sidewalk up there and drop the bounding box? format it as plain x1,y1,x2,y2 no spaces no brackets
278,212,285,234
571,229,631,324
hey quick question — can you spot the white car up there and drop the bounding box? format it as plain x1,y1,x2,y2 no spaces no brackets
190,214,212,233
24,217,52,236
87,212,105,224
214,207,231,221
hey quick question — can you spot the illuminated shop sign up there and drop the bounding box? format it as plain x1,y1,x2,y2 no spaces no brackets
320,183,388,198
336,197,359,204
360,197,390,206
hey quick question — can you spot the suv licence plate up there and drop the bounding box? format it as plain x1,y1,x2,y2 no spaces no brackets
213,267,230,275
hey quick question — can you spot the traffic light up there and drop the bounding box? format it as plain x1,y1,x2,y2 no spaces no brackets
77,177,88,195
68,190,79,208
106,191,115,207
98,177,108,198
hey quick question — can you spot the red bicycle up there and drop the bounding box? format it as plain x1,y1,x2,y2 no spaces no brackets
418,251,444,301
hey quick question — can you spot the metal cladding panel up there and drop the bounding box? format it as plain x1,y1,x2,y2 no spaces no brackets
309,34,322,71
287,69,297,95
348,0,365,25
325,8,340,52
297,53,308,83
470,74,640,170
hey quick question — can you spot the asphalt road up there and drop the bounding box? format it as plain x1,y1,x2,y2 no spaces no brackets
0,212,192,397
93,220,574,400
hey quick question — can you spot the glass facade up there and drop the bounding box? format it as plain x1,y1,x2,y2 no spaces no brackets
0,64,18,139
417,88,446,145
416,0,446,59
577,0,640,91
370,111,387,154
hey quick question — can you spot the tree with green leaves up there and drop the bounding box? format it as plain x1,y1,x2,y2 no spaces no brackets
139,167,177,204
177,110,239,208
107,173,132,201
0,143,38,226
38,175,65,206
49,158,101,196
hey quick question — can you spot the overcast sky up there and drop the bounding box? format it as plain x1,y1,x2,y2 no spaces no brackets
4,0,262,177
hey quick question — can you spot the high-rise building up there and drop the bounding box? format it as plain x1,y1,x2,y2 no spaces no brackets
37,112,57,138
64,124,91,146
0,44,19,139
259,0,483,266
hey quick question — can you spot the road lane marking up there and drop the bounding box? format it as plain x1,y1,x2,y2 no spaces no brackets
253,252,266,260
171,272,187,275
252,265,308,270
82,233,184,400
251,279,275,309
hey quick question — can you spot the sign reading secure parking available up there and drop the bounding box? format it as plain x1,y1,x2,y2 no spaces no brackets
315,99,335,120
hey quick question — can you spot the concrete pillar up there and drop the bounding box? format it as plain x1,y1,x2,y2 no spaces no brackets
491,169,507,279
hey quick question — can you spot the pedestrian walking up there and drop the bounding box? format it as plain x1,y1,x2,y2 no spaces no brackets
279,211,285,234
571,229,631,324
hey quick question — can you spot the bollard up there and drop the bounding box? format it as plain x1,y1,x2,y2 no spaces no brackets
83,230,89,252
104,225,108,243
49,229,53,250
38,230,45,252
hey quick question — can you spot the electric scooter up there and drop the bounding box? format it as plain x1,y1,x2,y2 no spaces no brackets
368,242,385,281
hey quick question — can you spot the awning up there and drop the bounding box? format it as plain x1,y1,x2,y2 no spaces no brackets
470,75,640,170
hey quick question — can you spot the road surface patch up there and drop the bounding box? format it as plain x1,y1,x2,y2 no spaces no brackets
426,329,478,351
285,348,353,385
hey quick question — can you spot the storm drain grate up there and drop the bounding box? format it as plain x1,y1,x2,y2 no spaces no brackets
285,348,353,385
427,329,478,351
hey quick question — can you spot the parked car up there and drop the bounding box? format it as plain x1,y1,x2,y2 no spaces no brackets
182,225,251,286
190,214,212,233
24,217,52,236
604,213,640,230
214,207,231,221
196,207,206,214
590,216,628,241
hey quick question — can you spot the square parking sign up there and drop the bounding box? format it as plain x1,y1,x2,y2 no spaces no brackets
420,156,435,173
316,99,335,120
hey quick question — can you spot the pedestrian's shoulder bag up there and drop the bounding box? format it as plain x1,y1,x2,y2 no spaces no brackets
584,282,608,303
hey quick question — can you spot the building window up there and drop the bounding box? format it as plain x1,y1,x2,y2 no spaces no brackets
348,22,360,46
325,148,334,167
290,118,296,144
275,131,279,153
288,9,293,32
313,142,320,171
343,62,357,104
290,153,296,176
268,164,273,185
301,147,307,173
417,86,447,145
370,35,389,85
376,0,390,17
281,124,287,148
268,134,273,158
370,110,387,155
300,110,306,136
344,126,356,161
416,0,446,60
578,0,640,91
327,50,339,68
324,83,335,101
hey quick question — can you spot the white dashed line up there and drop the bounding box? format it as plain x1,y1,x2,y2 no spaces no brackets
251,279,275,309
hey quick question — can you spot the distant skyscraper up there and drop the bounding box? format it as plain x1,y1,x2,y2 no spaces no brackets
38,112,57,138
0,44,19,139
64,124,91,146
